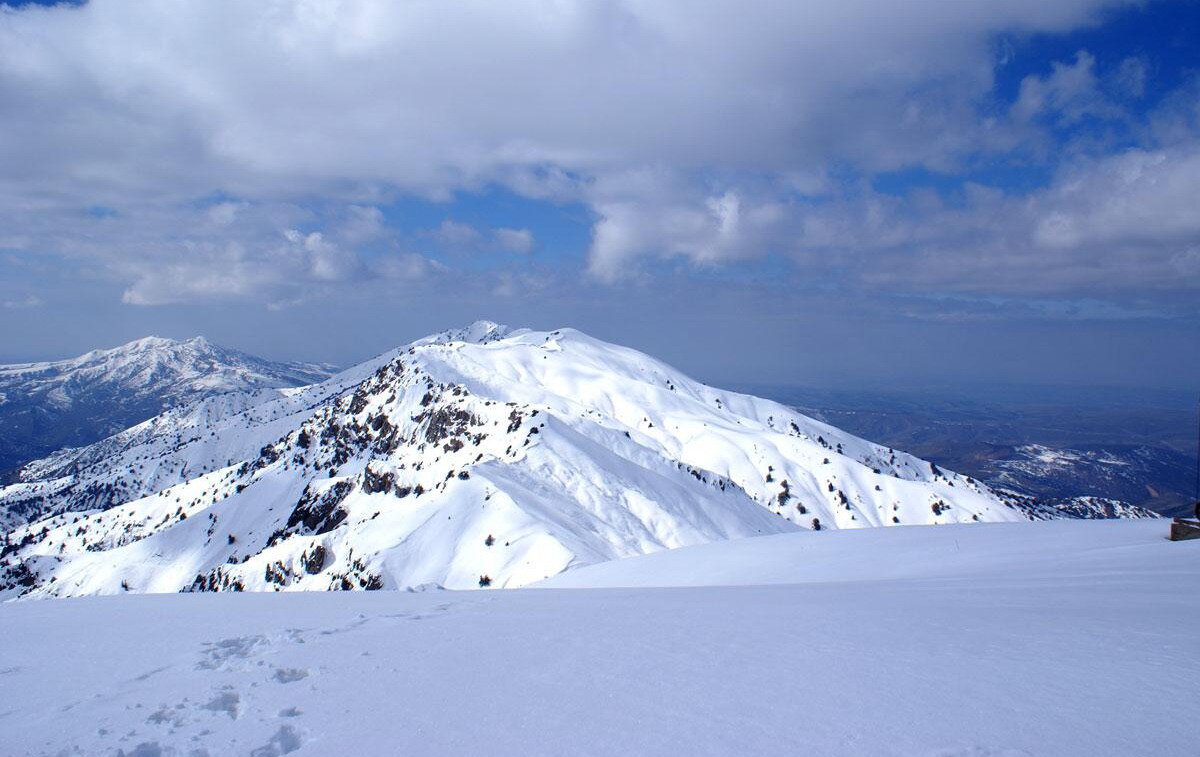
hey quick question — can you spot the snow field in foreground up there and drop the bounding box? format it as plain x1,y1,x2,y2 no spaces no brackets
0,518,1196,756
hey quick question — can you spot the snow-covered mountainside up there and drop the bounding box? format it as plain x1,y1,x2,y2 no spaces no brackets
0,324,512,528
996,492,1159,520
0,336,336,476
0,321,1042,598
782,389,1192,516
982,443,1188,513
2,520,1196,756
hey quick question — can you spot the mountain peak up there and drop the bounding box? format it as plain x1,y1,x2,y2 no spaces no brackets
115,335,214,354
2,323,1034,598
103,335,179,354
413,320,513,346
0,336,338,475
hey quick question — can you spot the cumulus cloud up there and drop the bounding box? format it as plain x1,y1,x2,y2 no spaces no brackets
336,205,388,245
1033,147,1200,250
780,141,1200,300
0,0,1194,311
0,1,1137,198
429,220,536,255
588,189,787,281
17,200,423,306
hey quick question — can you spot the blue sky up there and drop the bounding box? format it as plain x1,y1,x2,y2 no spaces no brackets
0,0,1198,392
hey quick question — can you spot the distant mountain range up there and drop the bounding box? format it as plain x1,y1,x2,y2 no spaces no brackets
753,384,1197,519
0,336,337,477
0,322,1157,599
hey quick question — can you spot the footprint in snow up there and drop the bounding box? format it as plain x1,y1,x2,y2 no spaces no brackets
249,724,304,756
199,690,240,720
195,629,308,671
272,667,309,684
196,635,270,671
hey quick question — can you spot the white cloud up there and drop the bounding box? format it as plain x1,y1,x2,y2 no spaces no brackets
207,201,246,226
1,0,1193,307
290,230,359,282
372,252,432,281
337,205,387,244
120,240,268,305
1013,51,1116,125
1034,147,1200,249
430,220,484,251
0,0,1136,205
429,220,536,255
588,190,787,281
780,141,1200,299
493,227,534,254
100,204,379,305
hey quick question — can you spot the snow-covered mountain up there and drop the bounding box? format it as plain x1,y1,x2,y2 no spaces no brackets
982,443,1188,512
989,492,1158,520
0,336,337,476
1,321,1048,598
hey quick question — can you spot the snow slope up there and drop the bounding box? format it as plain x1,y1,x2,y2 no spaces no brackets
538,517,1182,588
0,324,514,527
0,336,336,476
2,322,1034,597
0,347,403,529
985,443,1189,513
1,519,1196,756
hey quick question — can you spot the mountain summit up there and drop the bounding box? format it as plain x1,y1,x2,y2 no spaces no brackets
1,322,1041,598
0,336,337,476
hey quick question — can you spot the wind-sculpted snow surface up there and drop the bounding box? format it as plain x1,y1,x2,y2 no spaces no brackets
1,322,1031,597
0,520,1196,756
536,517,1176,588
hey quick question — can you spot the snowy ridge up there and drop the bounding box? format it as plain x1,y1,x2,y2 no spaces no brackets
0,335,335,409
0,354,403,530
0,328,515,528
4,322,1041,598
0,336,337,476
